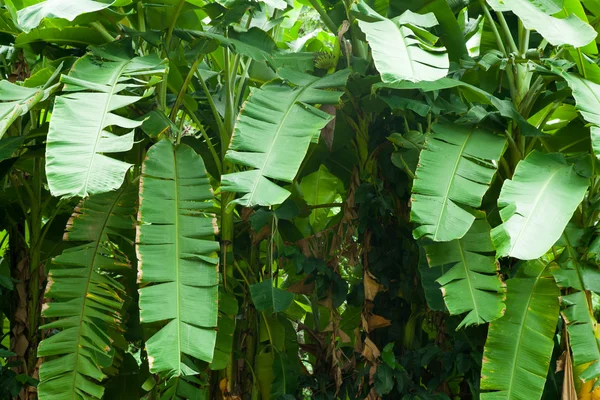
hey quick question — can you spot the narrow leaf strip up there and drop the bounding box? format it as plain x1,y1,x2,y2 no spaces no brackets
137,140,220,378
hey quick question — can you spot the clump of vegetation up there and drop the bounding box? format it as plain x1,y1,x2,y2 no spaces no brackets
1,0,600,399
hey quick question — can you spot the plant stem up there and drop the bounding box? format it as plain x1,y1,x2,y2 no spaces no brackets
184,105,222,175
479,1,518,101
495,11,519,54
158,0,186,112
170,55,204,125
137,2,146,32
518,21,530,57
197,69,228,152
307,0,337,34
504,125,523,161
165,0,185,52
90,22,115,42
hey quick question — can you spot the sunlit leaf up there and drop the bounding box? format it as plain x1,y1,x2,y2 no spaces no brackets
137,140,220,378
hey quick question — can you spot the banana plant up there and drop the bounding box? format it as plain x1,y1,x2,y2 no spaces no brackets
1,0,600,399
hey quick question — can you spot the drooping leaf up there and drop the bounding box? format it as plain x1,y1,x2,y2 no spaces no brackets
0,80,58,139
250,279,294,314
411,123,506,242
550,229,600,382
425,215,505,329
137,139,220,378
407,0,468,62
488,0,596,48
480,260,560,399
17,0,115,32
46,54,166,198
0,136,25,162
560,72,600,160
562,291,600,382
491,151,589,260
389,130,425,179
37,184,136,400
354,2,449,83
179,28,278,63
221,68,349,208
551,231,600,293
210,290,238,371
14,26,108,47
418,245,446,312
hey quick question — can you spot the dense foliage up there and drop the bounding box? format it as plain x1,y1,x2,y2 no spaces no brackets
1,0,600,399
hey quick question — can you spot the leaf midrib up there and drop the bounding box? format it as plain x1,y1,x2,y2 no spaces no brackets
572,75,600,126
432,129,472,241
507,165,562,256
80,58,129,197
173,147,182,375
561,234,600,360
245,81,316,205
504,266,546,399
456,239,482,323
69,187,125,399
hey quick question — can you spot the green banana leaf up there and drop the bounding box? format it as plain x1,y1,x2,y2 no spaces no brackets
14,27,108,47
492,151,589,260
16,0,115,32
137,139,220,378
480,259,560,399
210,290,238,371
488,0,596,48
37,184,136,400
221,68,349,208
425,215,505,329
418,245,446,312
0,80,58,139
250,279,294,314
560,72,600,160
551,229,600,382
354,2,449,83
411,123,506,242
562,291,600,382
299,165,344,232
552,231,600,293
45,54,166,198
